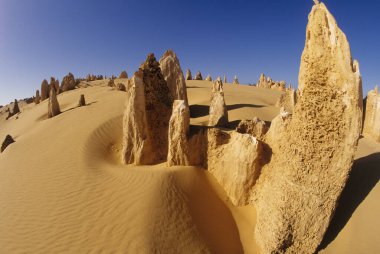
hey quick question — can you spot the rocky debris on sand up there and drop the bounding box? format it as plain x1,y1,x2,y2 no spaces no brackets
61,72,76,92
363,85,380,142
78,94,86,107
119,71,128,79
41,79,49,100
207,129,263,206
35,90,40,104
208,79,228,127
194,71,203,80
236,117,269,140
122,54,173,165
233,75,239,84
167,100,190,166
251,3,363,253
205,75,212,81
1,135,15,153
48,83,61,118
116,83,126,91
159,50,189,105
185,69,192,80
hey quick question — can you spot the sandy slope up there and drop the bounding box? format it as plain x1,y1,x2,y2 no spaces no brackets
0,80,379,253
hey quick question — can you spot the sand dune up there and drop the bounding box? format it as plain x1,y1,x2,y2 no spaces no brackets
0,80,379,253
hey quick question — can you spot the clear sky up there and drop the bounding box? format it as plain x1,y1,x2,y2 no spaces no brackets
0,0,379,105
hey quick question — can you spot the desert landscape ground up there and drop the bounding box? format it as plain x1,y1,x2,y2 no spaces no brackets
0,1,379,254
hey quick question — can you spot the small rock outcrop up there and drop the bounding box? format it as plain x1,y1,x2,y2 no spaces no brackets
122,54,173,165
159,50,189,105
116,83,126,91
108,79,115,87
41,79,49,100
257,73,286,90
185,69,192,80
194,71,203,80
251,3,363,253
12,99,20,115
48,83,61,118
363,85,380,142
236,117,269,140
78,94,86,107
208,79,228,127
61,72,76,92
119,71,128,79
207,129,263,206
35,90,40,104
1,135,15,153
167,100,190,166
205,75,212,81
233,75,239,84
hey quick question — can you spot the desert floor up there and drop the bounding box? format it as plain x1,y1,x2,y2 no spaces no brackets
0,80,379,253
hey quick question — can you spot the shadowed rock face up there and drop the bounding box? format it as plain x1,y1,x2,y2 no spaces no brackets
208,80,228,127
35,90,40,104
116,83,126,91
159,50,189,105
48,84,61,118
78,94,86,107
12,99,20,115
185,69,192,80
194,71,203,80
122,54,173,165
41,79,49,100
119,71,128,79
251,3,363,253
236,117,269,140
167,100,190,166
61,73,76,92
363,86,380,142
1,135,15,153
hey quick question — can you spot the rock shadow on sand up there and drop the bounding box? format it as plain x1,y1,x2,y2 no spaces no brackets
318,151,380,251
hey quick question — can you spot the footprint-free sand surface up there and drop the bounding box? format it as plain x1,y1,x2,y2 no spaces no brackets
0,80,379,253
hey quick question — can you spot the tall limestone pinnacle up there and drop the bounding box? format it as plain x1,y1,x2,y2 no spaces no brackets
159,49,189,105
122,53,173,165
363,85,380,142
251,3,362,254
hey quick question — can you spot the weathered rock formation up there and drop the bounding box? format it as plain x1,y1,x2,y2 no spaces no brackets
185,69,192,80
167,100,190,166
257,73,286,90
122,54,173,165
1,135,15,153
208,79,228,127
251,3,363,253
48,83,61,118
41,79,49,100
205,75,212,81
12,99,20,115
61,72,76,92
207,129,264,206
236,117,269,140
116,83,126,91
194,71,203,80
233,75,239,84
363,85,380,142
108,79,115,87
159,50,189,105
50,77,60,94
223,75,227,84
275,89,297,113
35,90,40,104
78,94,86,107
119,71,128,79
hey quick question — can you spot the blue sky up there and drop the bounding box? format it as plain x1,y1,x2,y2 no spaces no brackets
0,0,379,105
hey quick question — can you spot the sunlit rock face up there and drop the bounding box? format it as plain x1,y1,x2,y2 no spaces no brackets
251,3,363,253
